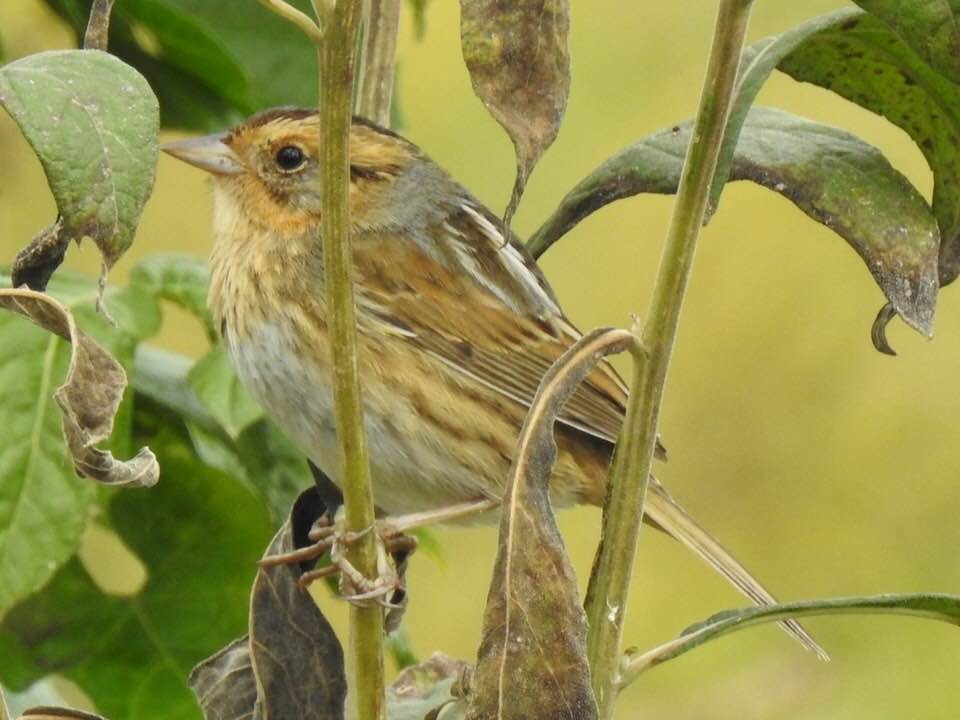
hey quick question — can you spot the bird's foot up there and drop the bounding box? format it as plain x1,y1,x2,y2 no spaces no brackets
260,512,416,608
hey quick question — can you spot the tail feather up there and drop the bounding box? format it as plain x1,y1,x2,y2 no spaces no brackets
645,482,829,661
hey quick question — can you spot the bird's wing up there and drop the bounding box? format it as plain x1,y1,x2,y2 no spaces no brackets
354,199,637,448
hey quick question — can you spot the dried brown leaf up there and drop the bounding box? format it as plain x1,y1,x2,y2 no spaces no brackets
190,487,346,720
0,288,157,487
83,0,116,51
11,220,68,293
17,709,106,720
189,637,259,720
387,653,471,720
467,330,638,720
459,0,570,228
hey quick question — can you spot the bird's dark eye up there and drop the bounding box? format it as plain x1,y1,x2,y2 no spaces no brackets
275,145,305,171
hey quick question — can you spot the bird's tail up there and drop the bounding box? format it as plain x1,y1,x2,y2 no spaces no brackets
645,481,829,661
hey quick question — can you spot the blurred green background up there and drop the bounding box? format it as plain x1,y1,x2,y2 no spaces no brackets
2,2,959,718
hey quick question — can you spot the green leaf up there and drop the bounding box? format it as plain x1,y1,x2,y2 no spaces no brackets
0,271,160,621
0,429,274,720
0,50,159,268
131,343,308,527
528,10,861,258
184,352,241,419
853,0,960,83
44,0,318,131
129,254,213,336
185,419,310,527
620,593,960,686
187,346,263,440
777,9,960,287
530,107,938,335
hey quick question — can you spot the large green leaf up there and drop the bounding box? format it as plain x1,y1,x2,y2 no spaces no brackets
129,254,213,337
0,271,160,621
0,50,159,269
0,426,274,720
853,0,960,83
132,344,309,526
619,593,960,687
778,9,960,287
44,0,318,131
187,347,263,441
530,107,938,336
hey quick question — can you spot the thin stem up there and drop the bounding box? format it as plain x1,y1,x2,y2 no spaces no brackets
256,0,324,43
83,0,115,50
583,1,755,717
316,2,386,720
355,0,402,125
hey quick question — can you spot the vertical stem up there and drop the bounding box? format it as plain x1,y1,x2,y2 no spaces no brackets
317,2,385,719
83,0,115,50
583,1,754,717
356,0,402,125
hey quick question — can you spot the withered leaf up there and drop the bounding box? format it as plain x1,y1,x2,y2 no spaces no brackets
83,0,116,51
190,487,346,720
466,332,637,720
189,637,259,720
460,0,570,228
0,288,157,487
387,653,470,720
10,220,68,293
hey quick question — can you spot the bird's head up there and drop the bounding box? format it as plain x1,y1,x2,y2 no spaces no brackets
162,107,417,236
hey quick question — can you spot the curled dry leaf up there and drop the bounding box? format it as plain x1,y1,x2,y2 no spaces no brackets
190,487,346,720
466,330,641,720
460,0,570,228
10,220,68,294
0,288,157,487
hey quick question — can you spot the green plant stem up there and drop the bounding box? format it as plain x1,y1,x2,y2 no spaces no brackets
257,0,324,42
316,2,386,719
356,0,401,125
583,1,755,717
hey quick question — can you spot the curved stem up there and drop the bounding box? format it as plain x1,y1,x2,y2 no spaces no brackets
583,1,755,717
257,0,324,43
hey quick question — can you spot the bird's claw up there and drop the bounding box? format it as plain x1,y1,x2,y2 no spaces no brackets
263,512,416,609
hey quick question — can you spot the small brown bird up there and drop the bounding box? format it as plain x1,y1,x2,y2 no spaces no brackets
163,107,824,658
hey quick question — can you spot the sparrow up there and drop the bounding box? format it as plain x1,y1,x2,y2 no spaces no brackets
163,107,824,658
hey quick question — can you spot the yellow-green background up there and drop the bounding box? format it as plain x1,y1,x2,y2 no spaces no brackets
3,2,959,718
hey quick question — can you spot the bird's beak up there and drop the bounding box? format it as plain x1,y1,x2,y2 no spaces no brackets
161,133,243,176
